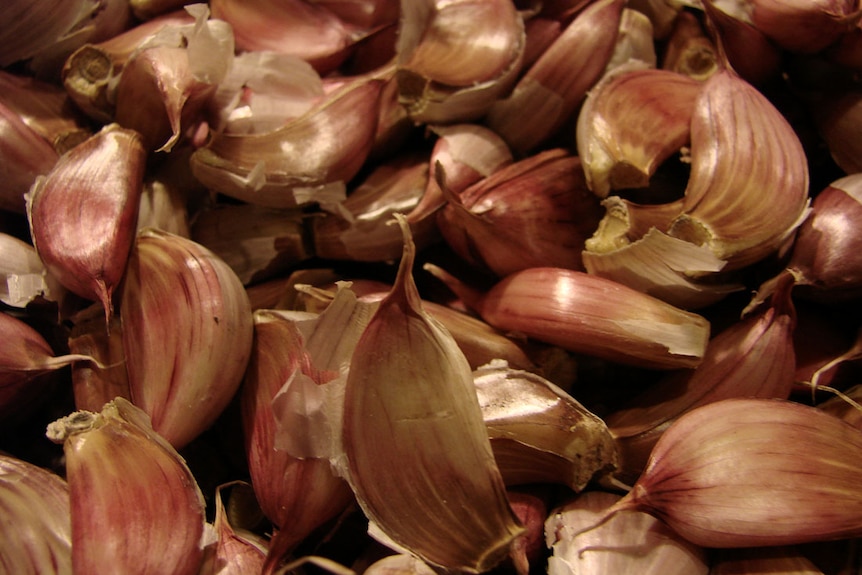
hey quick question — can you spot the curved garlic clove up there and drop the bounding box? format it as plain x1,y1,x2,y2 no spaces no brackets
812,87,862,175
46,398,207,575
576,65,700,199
661,9,719,81
485,0,625,156
667,68,811,271
0,0,100,68
120,228,254,449
436,148,604,276
474,360,619,492
545,491,709,575
312,150,435,262
210,0,361,74
606,270,797,482
749,0,862,54
0,102,59,214
27,123,146,321
198,483,267,575
342,215,524,573
701,0,783,86
406,123,514,226
598,397,862,548
396,0,526,124
190,76,384,208
710,546,828,575
425,265,711,370
0,453,72,575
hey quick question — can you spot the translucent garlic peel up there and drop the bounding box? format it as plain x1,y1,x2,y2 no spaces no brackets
341,215,524,573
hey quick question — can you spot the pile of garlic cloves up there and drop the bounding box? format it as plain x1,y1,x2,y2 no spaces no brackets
4,0,862,574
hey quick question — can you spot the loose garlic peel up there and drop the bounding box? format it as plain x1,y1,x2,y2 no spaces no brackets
340,215,524,573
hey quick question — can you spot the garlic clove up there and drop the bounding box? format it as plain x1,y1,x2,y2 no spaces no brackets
0,453,72,575
341,215,524,573
545,490,709,575
190,75,385,209
0,101,59,214
130,0,193,20
596,397,862,548
436,148,604,276
668,67,811,271
661,9,719,81
576,65,700,199
68,303,130,413
606,269,797,482
603,8,658,72
198,482,267,575
364,554,438,575
26,123,145,322
119,227,254,449
0,0,99,68
424,265,711,370
473,360,619,492
813,87,862,176
749,0,862,54
396,0,526,124
485,0,625,156
46,398,207,575
710,546,828,575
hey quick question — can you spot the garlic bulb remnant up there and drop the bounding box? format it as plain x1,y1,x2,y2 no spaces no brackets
47,398,207,575
120,228,254,449
342,215,524,573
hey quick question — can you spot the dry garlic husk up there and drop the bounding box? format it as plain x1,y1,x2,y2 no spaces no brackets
312,150,435,262
46,398,207,575
603,8,657,72
406,123,513,229
545,490,709,575
209,0,361,74
0,310,95,422
473,360,619,491
710,546,827,575
191,204,310,286
190,75,384,208
0,453,72,575
241,309,354,563
661,10,719,81
119,227,254,449
748,0,862,54
396,0,526,124
0,69,90,153
198,482,267,575
606,270,797,482
594,397,862,548
666,67,811,271
818,384,862,429
576,65,700,199
0,232,63,308
0,101,59,214
341,215,524,573
783,174,862,302
700,0,783,86
485,0,625,156
437,149,604,277
61,9,196,123
424,265,710,370
27,123,145,321
68,303,130,412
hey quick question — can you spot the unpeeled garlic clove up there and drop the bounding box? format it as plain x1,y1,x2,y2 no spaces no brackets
27,123,146,321
473,360,619,492
341,215,524,573
593,397,862,548
0,101,59,214
198,482,267,575
190,75,385,209
710,546,827,575
46,398,207,575
813,87,862,176
484,0,626,156
576,65,700,199
396,0,526,124
667,67,811,271
605,269,797,483
424,265,711,370
0,453,72,575
120,228,254,449
436,148,604,277
749,0,862,54
545,490,709,575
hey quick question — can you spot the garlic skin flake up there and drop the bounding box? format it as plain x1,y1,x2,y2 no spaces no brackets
341,215,524,573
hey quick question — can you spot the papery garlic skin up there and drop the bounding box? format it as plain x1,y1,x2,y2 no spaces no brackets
46,398,206,575
120,228,254,449
341,215,524,573
0,453,72,575
27,123,146,320
606,398,862,548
